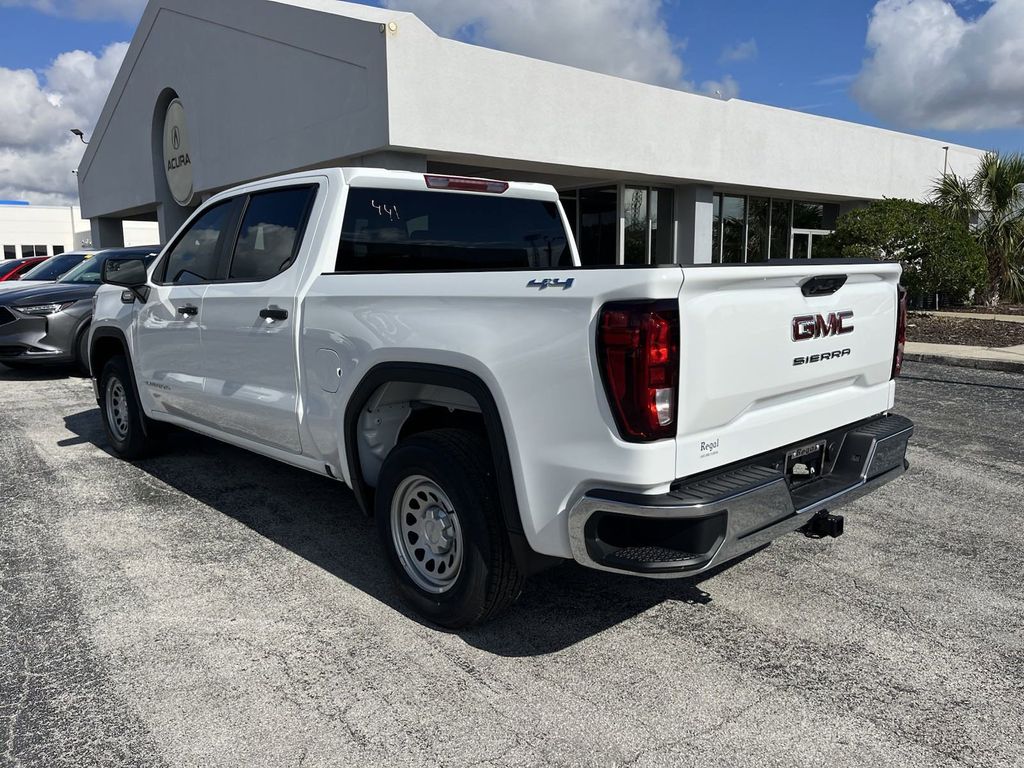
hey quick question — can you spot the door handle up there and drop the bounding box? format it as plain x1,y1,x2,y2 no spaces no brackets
177,304,199,317
259,307,289,321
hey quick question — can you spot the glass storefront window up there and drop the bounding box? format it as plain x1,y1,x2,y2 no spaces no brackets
792,232,810,259
721,195,745,263
578,186,618,266
746,197,770,262
711,194,837,262
651,189,674,264
560,192,579,240
770,199,791,259
793,201,824,229
623,186,675,265
623,187,649,266
712,194,722,263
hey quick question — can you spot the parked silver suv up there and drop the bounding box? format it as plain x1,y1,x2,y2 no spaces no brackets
0,246,159,374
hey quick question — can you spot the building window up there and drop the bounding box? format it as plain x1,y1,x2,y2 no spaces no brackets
721,195,746,263
3,245,15,260
623,186,675,265
559,191,579,240
52,245,65,255
711,194,837,262
770,199,792,259
711,194,722,263
623,187,648,266
651,189,674,265
577,186,618,266
746,197,770,262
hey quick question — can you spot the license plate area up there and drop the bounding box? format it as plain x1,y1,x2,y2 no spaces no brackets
785,440,826,487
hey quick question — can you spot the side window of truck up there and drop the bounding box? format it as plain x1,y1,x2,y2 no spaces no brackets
159,199,235,285
336,188,572,272
228,186,317,281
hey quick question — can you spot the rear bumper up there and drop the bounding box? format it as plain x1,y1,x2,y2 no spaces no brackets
567,413,913,578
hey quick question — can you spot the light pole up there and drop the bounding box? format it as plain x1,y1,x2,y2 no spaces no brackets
70,128,88,145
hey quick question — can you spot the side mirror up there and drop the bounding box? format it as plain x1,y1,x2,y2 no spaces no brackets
102,257,148,287
102,258,150,302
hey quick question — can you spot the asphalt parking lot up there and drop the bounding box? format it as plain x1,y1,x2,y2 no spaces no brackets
1,361,1022,767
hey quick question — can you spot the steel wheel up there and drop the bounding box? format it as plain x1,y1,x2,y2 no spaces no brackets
390,474,464,594
105,376,130,442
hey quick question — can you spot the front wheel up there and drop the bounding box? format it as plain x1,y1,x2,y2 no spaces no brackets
74,325,91,377
99,355,160,459
375,428,524,628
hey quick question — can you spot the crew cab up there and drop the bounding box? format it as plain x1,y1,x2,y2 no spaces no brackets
90,168,912,627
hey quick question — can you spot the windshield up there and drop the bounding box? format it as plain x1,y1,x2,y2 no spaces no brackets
0,261,24,279
20,253,88,281
58,254,107,284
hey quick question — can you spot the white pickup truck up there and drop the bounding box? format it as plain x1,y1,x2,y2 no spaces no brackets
90,168,913,627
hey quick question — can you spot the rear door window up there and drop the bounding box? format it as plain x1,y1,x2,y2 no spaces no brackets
159,199,235,284
337,188,573,272
228,186,317,281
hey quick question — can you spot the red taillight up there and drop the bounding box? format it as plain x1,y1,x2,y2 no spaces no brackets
424,175,509,194
598,301,680,441
892,285,908,379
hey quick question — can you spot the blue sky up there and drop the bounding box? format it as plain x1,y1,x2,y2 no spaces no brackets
2,0,1018,151
0,0,1022,204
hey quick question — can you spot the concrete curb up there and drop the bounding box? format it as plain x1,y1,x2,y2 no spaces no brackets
904,352,1024,375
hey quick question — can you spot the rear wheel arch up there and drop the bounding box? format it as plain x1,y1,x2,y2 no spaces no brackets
343,363,523,537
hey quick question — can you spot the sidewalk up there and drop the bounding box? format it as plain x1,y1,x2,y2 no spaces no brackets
905,341,1024,374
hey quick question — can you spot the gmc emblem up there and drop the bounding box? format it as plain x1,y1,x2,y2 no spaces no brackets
792,311,854,341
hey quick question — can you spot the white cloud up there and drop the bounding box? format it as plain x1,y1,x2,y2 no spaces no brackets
720,38,757,63
0,42,128,205
381,0,736,96
700,75,740,100
0,0,145,20
854,0,1024,130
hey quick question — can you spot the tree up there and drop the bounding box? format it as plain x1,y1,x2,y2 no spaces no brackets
932,151,1024,305
815,199,987,305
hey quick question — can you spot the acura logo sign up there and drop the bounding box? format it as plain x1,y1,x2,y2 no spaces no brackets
792,311,854,341
162,98,194,207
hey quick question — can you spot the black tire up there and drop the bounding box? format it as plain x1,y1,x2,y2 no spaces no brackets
375,428,524,628
74,325,91,377
98,355,160,459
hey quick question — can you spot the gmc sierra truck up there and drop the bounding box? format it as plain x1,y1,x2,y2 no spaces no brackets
90,168,913,627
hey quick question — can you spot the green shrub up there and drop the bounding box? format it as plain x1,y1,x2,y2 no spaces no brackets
815,198,987,304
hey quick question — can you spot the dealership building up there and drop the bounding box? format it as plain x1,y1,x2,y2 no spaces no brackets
0,202,157,261
78,0,986,265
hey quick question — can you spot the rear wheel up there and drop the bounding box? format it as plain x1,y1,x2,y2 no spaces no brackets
375,428,524,628
99,355,160,459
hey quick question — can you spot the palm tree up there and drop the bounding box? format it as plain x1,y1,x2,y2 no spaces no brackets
932,151,1024,305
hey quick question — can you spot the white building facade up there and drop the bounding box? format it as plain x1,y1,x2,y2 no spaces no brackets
0,203,158,260
78,0,987,265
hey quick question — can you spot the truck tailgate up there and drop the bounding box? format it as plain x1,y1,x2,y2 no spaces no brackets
674,262,900,478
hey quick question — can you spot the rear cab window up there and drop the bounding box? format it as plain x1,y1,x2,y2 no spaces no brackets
336,188,573,272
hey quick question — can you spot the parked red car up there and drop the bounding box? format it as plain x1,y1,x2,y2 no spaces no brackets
0,256,47,282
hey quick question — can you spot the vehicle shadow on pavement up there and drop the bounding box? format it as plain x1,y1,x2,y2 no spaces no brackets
63,407,719,657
